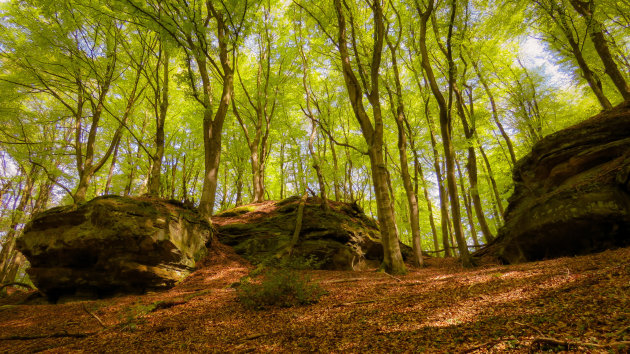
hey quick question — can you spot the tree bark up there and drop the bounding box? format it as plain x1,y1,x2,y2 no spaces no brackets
569,0,630,100
385,32,423,266
333,0,406,274
415,0,472,266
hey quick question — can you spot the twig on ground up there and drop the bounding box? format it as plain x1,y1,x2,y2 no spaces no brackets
383,272,403,282
82,304,107,328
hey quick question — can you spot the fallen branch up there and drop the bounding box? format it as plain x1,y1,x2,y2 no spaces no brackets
82,304,107,328
383,272,403,282
0,332,94,341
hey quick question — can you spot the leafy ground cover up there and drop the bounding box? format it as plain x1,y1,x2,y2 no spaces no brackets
1,243,628,353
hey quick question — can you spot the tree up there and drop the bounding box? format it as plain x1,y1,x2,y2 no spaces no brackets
330,0,406,274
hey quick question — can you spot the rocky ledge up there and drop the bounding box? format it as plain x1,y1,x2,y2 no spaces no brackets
479,101,630,263
213,197,413,270
16,195,212,302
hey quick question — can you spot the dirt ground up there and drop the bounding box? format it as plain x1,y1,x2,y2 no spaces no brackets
1,243,629,353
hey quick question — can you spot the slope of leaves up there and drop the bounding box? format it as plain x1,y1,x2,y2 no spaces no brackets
0,244,628,353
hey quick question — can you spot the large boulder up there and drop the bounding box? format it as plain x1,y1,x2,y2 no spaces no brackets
213,196,413,270
17,195,212,301
479,101,630,263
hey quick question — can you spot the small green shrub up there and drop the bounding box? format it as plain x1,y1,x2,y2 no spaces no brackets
236,268,327,310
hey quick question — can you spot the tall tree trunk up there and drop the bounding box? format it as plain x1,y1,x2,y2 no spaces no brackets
279,141,285,200
333,0,405,274
415,0,472,266
541,1,612,109
198,8,234,221
149,45,169,196
454,85,494,243
569,0,630,100
385,32,423,266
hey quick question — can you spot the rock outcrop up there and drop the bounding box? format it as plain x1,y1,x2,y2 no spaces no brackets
213,197,413,270
479,101,630,263
17,195,212,301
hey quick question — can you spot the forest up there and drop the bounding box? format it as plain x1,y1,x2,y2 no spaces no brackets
0,0,629,351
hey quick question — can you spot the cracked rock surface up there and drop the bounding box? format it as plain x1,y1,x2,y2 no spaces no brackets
479,100,630,263
17,195,212,302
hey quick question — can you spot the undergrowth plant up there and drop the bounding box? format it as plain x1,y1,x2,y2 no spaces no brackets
236,267,327,310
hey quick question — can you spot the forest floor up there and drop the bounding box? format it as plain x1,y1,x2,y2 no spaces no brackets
1,244,629,353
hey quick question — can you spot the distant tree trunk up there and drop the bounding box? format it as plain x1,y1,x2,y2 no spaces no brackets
537,0,612,109
329,139,341,201
297,29,329,211
454,84,494,243
416,0,472,266
0,166,37,282
471,59,517,166
423,101,452,257
456,159,479,248
478,141,505,218
148,44,169,196
569,0,630,100
279,141,285,200
385,30,423,266
103,141,120,195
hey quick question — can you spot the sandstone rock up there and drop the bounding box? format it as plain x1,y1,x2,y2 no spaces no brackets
213,197,413,270
478,101,630,263
16,195,212,301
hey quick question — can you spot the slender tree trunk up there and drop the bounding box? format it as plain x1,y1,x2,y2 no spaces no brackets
103,141,120,195
542,1,613,109
454,85,494,243
456,159,479,248
471,59,517,165
569,0,630,100
0,166,37,281
333,0,405,274
279,141,285,200
329,139,341,201
416,0,472,266
385,36,423,266
422,102,452,257
478,141,505,217
149,45,169,196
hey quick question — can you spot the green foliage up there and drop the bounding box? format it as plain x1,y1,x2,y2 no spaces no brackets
215,205,258,217
236,267,327,310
